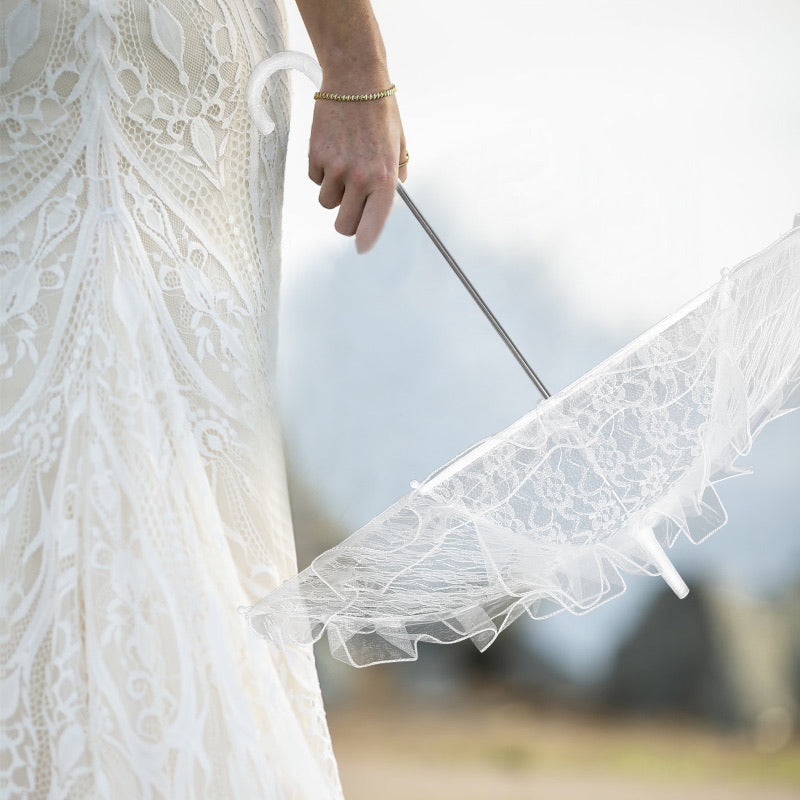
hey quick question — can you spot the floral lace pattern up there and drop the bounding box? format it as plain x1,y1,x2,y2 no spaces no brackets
1,1,342,797
246,228,800,667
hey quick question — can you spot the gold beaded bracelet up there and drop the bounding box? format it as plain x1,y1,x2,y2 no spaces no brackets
313,85,396,102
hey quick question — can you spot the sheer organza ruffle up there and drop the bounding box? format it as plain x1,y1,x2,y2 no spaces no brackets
245,225,800,667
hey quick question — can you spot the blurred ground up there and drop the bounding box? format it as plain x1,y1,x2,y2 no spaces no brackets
327,686,800,800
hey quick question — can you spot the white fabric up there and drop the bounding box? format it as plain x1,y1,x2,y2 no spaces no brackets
1,1,342,798
246,226,800,667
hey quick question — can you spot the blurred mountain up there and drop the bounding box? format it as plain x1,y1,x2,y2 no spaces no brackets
605,583,799,745
286,461,348,571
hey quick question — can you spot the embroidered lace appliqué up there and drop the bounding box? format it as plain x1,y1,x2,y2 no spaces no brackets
1,1,343,797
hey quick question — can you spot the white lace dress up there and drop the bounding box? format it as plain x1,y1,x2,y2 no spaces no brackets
1,1,343,798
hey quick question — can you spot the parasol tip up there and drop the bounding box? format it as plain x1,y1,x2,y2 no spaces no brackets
666,572,690,600
637,527,690,599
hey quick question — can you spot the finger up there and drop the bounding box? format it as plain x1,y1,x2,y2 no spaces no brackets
355,184,395,254
318,173,345,210
335,184,367,238
308,159,324,186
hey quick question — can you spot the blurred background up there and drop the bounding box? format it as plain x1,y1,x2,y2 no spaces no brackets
277,1,800,797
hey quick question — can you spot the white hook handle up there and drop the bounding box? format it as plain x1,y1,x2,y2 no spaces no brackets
246,51,323,136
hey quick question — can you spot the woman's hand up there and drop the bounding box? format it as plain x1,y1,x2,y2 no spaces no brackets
309,93,407,254
294,0,406,253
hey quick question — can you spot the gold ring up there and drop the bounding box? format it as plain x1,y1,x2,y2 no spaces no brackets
398,152,410,169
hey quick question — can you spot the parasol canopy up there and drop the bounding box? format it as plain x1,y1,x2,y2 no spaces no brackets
245,54,800,667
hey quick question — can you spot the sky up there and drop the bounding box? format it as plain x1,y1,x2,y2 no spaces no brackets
281,0,800,330
272,0,800,680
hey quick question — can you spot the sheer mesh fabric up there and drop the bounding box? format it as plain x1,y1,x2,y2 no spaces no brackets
1,1,343,797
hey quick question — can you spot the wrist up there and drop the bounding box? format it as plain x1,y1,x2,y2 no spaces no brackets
314,27,389,89
318,53,390,93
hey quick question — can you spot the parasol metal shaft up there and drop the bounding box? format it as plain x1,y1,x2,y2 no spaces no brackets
395,183,551,401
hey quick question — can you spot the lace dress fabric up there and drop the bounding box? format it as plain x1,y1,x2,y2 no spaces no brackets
1,1,342,797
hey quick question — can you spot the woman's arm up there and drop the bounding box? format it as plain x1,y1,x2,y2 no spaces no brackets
294,0,406,253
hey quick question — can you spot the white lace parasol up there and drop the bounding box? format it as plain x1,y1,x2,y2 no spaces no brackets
245,54,800,667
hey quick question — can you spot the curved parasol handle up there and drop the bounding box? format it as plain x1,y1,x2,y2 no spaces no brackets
246,51,323,135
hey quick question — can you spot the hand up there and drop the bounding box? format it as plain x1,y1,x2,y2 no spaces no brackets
308,93,407,254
